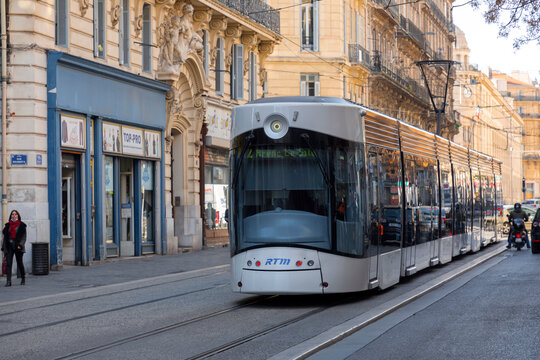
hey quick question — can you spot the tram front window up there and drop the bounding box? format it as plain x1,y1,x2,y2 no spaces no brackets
233,129,331,250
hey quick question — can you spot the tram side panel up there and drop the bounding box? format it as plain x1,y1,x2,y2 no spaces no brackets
439,162,454,264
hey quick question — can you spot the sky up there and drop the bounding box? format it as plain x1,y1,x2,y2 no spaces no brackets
452,3,540,83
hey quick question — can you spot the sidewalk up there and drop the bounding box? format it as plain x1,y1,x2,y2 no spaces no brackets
0,246,231,304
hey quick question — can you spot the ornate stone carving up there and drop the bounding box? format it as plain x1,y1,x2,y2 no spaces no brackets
193,8,212,29
79,0,90,17
134,15,143,37
225,24,242,39
241,33,258,51
158,4,205,76
193,93,207,124
110,3,121,28
209,16,227,33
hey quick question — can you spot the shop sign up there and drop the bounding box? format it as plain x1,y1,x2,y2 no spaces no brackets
206,105,231,140
122,126,144,156
144,130,160,158
61,114,86,150
103,123,122,153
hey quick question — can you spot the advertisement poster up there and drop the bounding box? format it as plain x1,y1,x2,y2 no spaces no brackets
103,123,122,153
61,114,86,149
206,105,231,140
122,126,144,156
144,130,161,158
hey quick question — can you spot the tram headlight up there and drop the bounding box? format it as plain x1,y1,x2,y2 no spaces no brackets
247,260,252,267
307,260,314,267
263,113,289,139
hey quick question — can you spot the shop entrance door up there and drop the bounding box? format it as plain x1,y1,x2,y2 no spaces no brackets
61,154,82,265
120,159,134,256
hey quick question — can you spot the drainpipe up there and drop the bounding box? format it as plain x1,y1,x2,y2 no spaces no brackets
1,0,8,224
199,122,208,247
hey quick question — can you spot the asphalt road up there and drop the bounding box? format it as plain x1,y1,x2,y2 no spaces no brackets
2,243,535,360
310,248,540,360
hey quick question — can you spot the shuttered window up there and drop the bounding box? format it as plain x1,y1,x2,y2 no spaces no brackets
142,4,151,73
300,74,320,96
94,0,106,58
55,0,69,47
203,31,209,77
231,44,244,100
301,0,318,51
215,37,224,95
119,0,130,66
249,52,258,101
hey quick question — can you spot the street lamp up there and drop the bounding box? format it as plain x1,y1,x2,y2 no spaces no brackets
415,59,459,136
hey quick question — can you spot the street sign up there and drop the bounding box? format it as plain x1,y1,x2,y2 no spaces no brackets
11,154,27,166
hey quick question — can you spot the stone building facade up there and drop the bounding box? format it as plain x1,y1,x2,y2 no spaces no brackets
453,28,524,204
0,0,280,271
491,71,540,200
265,0,458,139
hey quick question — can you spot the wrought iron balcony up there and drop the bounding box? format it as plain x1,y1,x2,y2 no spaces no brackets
348,44,371,67
426,0,454,33
516,95,540,101
372,0,399,22
519,112,540,119
216,0,280,34
370,52,430,104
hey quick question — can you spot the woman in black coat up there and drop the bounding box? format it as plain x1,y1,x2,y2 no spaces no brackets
1,210,27,286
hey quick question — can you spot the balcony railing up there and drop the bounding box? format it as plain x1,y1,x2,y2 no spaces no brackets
426,0,454,33
519,112,540,119
372,0,399,21
370,52,430,104
348,44,371,67
216,0,280,34
516,95,540,101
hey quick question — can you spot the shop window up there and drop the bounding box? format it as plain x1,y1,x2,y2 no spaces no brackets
94,0,106,58
205,164,229,229
119,0,130,66
104,156,115,245
62,177,72,237
55,0,69,47
141,161,154,243
142,4,152,73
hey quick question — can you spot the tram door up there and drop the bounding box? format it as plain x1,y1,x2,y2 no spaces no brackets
367,150,380,283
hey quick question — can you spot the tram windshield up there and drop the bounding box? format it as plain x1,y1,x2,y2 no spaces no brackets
231,128,365,255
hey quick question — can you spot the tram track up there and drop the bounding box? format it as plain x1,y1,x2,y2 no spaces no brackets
53,295,280,360
0,282,229,339
0,270,227,318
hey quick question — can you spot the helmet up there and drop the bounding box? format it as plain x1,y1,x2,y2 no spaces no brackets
514,203,521,211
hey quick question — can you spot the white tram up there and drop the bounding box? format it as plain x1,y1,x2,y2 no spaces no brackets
229,97,503,294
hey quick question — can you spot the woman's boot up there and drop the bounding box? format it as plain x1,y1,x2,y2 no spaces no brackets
21,277,25,285
5,280,11,287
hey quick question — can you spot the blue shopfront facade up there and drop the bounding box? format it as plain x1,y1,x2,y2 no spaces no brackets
47,52,170,267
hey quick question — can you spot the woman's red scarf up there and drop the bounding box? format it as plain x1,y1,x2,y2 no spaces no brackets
9,220,20,239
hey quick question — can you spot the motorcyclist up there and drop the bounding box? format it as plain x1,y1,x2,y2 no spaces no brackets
506,203,531,249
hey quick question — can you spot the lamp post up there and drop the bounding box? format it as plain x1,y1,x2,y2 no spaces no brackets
415,60,458,136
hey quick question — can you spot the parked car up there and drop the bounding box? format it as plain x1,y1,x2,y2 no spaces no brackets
500,205,536,234
521,199,540,208
531,209,540,254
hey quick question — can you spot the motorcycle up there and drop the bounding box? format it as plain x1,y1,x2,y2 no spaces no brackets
508,215,528,250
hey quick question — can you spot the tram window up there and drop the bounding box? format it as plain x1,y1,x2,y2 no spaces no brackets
403,156,417,247
440,167,453,237
409,156,437,244
335,142,364,256
379,149,401,250
472,172,481,232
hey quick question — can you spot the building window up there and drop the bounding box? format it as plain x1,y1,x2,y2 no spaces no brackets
94,0,106,58
215,37,224,95
301,0,318,51
55,0,69,47
204,164,229,230
119,0,130,66
203,31,209,77
142,4,151,73
300,74,320,96
231,44,244,100
249,52,257,101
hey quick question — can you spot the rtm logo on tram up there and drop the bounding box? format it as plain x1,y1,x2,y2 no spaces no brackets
265,258,290,265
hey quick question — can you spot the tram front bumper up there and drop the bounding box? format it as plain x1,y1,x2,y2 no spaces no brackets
235,268,324,295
